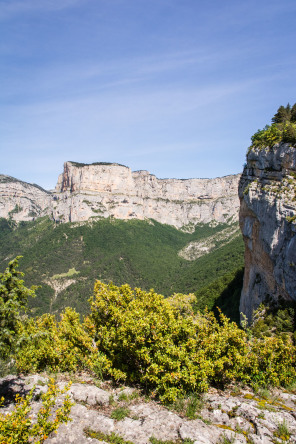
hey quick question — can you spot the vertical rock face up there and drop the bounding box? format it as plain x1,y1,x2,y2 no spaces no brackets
0,161,240,229
52,161,241,227
239,143,296,320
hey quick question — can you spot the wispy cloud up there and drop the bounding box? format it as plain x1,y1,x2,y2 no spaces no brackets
0,0,85,19
1,0,295,188
1,44,276,105
1,74,276,146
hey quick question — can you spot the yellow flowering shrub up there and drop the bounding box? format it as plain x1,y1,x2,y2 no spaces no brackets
88,282,250,400
195,310,250,386
13,280,296,402
245,335,296,386
15,308,95,373
0,379,72,443
88,282,209,401
88,281,296,400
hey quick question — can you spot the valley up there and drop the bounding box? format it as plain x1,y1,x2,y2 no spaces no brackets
0,217,244,318
0,162,244,319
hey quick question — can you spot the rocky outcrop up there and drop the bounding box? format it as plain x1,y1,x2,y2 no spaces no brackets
1,373,296,444
0,162,240,229
239,143,296,320
178,225,241,260
0,175,51,222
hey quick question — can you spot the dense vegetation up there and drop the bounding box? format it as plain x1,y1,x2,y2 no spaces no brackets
0,257,36,359
1,258,296,442
0,259,73,443
194,268,244,324
250,103,296,149
0,217,244,319
1,259,295,406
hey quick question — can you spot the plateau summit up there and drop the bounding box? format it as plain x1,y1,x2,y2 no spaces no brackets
0,162,240,230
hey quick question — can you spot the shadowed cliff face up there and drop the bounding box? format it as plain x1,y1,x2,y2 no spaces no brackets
0,162,241,230
239,143,296,321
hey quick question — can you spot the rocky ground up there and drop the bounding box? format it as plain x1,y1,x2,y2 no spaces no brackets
1,373,296,444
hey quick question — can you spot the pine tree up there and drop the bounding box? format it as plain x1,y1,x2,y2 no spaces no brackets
286,103,291,120
272,105,290,124
291,103,296,123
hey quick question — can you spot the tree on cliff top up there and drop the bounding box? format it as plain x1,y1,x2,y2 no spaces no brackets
250,102,296,149
272,104,292,124
291,103,296,123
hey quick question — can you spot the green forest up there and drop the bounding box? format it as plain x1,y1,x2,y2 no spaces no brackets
0,217,244,320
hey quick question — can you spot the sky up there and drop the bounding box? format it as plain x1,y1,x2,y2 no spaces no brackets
1,0,296,189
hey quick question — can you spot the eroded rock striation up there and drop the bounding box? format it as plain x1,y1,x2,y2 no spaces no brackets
0,162,241,229
239,143,296,320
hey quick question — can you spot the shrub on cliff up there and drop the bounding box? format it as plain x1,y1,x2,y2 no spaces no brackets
283,122,296,144
3,257,295,402
12,277,296,401
87,281,250,401
250,103,296,149
15,308,96,373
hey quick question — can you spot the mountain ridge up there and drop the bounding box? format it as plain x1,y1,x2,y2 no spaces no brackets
0,161,240,229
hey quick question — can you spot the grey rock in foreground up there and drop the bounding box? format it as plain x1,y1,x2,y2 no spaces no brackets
1,374,296,444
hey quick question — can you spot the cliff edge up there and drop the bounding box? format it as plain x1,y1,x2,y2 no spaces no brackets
0,162,241,230
239,142,296,320
53,161,240,228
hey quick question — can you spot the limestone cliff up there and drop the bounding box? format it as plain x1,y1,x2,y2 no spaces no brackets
0,162,240,229
0,175,51,222
53,161,240,228
239,143,296,320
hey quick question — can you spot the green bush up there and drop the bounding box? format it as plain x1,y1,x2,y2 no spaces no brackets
15,308,95,373
250,124,282,149
12,278,296,402
0,257,36,359
282,122,296,144
245,335,296,387
249,103,296,150
87,282,253,400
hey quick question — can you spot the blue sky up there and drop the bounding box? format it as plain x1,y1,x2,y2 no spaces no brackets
1,0,296,189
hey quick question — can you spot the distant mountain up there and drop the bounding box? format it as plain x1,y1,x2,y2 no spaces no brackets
0,162,243,318
0,161,240,229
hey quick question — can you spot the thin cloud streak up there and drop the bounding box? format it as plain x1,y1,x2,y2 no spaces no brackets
1,44,284,106
1,0,295,188
0,0,86,19
2,75,273,125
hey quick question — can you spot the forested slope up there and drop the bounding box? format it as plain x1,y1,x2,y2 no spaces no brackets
0,217,244,317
